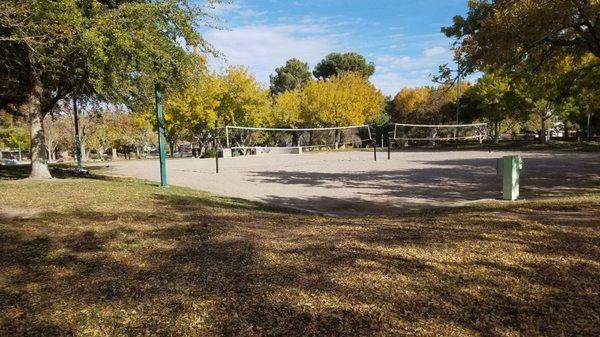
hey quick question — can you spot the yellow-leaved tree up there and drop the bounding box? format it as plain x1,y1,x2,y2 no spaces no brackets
165,65,271,154
299,73,384,127
270,90,302,128
217,66,271,127
393,87,431,122
165,70,222,156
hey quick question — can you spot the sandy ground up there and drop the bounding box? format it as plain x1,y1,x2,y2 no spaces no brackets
101,150,600,216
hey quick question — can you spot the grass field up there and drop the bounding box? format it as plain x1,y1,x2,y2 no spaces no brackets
1,165,599,336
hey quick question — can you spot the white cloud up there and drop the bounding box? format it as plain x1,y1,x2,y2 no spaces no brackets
372,45,453,95
423,46,447,57
202,4,457,96
205,24,340,85
371,72,426,97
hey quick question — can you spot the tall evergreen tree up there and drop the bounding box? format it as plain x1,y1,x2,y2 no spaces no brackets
313,52,375,80
269,59,312,94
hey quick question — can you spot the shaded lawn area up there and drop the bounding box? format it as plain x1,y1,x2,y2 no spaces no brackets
0,166,599,336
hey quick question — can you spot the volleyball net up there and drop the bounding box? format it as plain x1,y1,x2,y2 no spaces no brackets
222,124,373,156
391,123,489,145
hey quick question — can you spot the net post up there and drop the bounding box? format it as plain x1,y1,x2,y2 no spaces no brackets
488,125,493,153
225,126,230,149
387,132,391,160
372,123,377,162
214,120,219,174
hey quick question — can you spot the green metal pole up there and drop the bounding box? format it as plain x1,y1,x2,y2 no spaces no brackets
73,97,83,172
155,84,168,187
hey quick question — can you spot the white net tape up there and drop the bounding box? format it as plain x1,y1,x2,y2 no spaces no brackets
392,123,488,143
223,124,373,155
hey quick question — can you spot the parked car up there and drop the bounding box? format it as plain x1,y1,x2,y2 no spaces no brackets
1,159,19,166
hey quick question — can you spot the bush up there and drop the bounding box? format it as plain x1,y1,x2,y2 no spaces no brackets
201,148,217,158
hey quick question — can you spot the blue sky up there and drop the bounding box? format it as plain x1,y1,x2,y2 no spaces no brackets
201,0,469,95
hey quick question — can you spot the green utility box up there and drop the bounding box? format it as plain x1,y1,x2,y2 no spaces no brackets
497,156,523,201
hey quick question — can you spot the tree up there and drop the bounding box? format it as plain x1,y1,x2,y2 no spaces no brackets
165,69,220,156
269,59,312,94
0,0,217,178
164,66,270,154
217,66,271,127
112,112,146,159
464,72,529,143
392,84,469,125
313,52,375,80
270,90,302,128
392,87,431,122
216,67,272,150
43,115,71,162
86,113,117,160
411,87,456,125
0,112,29,160
299,73,384,127
442,0,600,73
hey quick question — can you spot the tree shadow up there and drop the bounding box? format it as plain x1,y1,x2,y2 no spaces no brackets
0,165,31,180
248,153,600,215
1,187,599,335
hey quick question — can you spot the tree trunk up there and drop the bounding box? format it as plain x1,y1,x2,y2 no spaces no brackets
539,115,547,143
28,78,52,179
97,147,105,160
494,122,500,144
428,128,437,146
169,142,175,158
80,141,87,162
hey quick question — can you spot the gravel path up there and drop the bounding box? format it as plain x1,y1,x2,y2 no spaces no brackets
101,150,600,215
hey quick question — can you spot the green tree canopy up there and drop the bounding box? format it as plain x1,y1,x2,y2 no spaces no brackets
442,0,600,73
313,52,375,80
463,71,530,142
269,59,312,94
0,0,217,178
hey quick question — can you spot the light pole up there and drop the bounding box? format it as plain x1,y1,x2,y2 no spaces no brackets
455,62,461,142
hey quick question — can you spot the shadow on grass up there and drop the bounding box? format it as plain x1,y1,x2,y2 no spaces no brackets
0,165,30,180
1,184,599,336
0,164,139,183
1,157,599,334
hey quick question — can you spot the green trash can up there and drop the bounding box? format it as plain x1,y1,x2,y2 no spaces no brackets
497,156,523,201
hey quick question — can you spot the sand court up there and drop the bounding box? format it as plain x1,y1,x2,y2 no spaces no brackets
103,150,600,216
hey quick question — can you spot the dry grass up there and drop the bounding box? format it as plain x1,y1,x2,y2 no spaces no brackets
0,166,599,336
